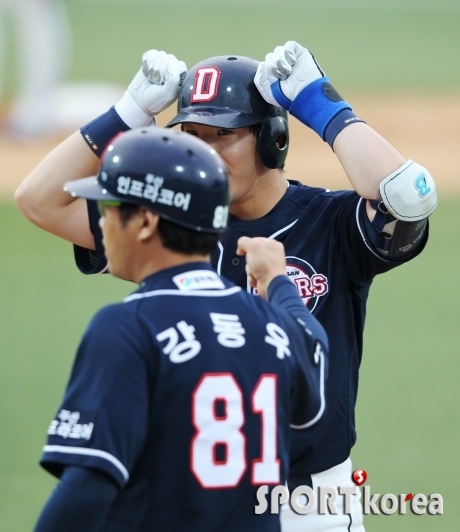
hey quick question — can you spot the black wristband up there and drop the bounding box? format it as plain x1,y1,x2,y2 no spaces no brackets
80,106,130,158
324,108,365,149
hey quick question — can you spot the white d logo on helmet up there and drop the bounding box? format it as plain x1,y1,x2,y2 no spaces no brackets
192,67,221,102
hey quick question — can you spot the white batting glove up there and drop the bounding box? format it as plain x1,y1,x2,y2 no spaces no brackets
115,50,187,129
255,41,353,140
255,41,324,108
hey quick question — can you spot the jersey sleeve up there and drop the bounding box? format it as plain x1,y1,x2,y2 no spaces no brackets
73,200,108,275
267,276,328,430
288,323,327,431
333,193,428,285
33,466,119,532
40,304,153,488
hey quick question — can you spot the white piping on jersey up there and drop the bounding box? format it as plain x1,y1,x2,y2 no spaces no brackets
43,445,129,482
123,286,242,303
97,263,109,274
355,197,388,262
267,219,298,241
290,343,327,430
246,219,299,293
217,241,224,276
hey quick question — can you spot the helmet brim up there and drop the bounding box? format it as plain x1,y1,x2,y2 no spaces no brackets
166,108,267,129
63,176,121,201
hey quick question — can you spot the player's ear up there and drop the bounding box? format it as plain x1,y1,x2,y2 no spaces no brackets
138,207,160,242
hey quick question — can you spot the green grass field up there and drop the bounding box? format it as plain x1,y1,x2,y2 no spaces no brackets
1,0,460,529
2,0,460,95
350,198,460,530
1,200,459,531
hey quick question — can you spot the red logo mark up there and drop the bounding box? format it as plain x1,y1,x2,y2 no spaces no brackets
404,493,413,502
352,469,367,486
192,67,221,102
286,263,328,308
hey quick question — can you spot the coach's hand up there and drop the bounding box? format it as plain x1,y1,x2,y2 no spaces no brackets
115,50,187,128
237,237,287,300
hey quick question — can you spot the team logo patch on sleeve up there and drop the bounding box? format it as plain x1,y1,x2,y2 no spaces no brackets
285,256,328,311
47,409,96,443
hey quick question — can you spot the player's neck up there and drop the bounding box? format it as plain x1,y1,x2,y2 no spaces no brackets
230,170,288,221
133,248,211,285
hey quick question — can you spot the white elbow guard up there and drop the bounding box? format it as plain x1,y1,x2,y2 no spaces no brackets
379,160,437,222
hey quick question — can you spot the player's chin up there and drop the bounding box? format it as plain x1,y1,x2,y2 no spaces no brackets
106,262,124,281
228,177,247,205
106,259,136,283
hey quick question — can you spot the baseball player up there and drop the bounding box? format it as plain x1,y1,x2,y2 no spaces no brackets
1,0,70,140
33,127,328,532
17,42,436,531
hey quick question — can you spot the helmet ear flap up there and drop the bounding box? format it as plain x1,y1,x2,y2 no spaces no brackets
256,117,289,169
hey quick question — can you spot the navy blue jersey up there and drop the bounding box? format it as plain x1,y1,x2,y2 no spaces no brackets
77,182,428,476
41,263,326,532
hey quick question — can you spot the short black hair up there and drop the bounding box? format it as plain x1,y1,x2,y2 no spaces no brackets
117,203,220,255
248,123,261,137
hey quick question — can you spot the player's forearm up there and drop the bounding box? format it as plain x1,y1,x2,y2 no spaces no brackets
33,466,119,532
15,131,98,248
332,122,406,200
254,42,407,201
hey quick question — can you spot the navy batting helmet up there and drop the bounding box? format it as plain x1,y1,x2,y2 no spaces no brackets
63,128,229,233
166,56,289,170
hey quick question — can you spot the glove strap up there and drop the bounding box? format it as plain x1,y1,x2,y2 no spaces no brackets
114,91,156,129
287,77,352,139
80,107,131,158
271,82,293,111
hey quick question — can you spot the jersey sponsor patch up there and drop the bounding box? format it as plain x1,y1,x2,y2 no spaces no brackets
285,256,328,311
173,270,225,291
47,409,96,442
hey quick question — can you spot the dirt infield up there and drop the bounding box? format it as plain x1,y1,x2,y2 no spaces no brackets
1,93,458,200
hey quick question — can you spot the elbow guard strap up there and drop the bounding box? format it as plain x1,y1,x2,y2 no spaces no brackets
379,160,437,222
365,214,428,261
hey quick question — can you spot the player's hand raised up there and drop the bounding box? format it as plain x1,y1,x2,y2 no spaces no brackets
115,50,187,128
236,237,287,300
254,41,324,108
255,41,352,140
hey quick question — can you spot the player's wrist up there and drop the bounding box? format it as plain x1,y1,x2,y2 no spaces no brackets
286,78,353,140
324,109,366,149
266,274,290,300
114,91,156,129
80,107,131,158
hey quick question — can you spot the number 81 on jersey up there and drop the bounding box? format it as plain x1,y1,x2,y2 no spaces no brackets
191,373,280,488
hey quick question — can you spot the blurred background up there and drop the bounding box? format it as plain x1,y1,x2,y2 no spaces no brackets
1,0,459,530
